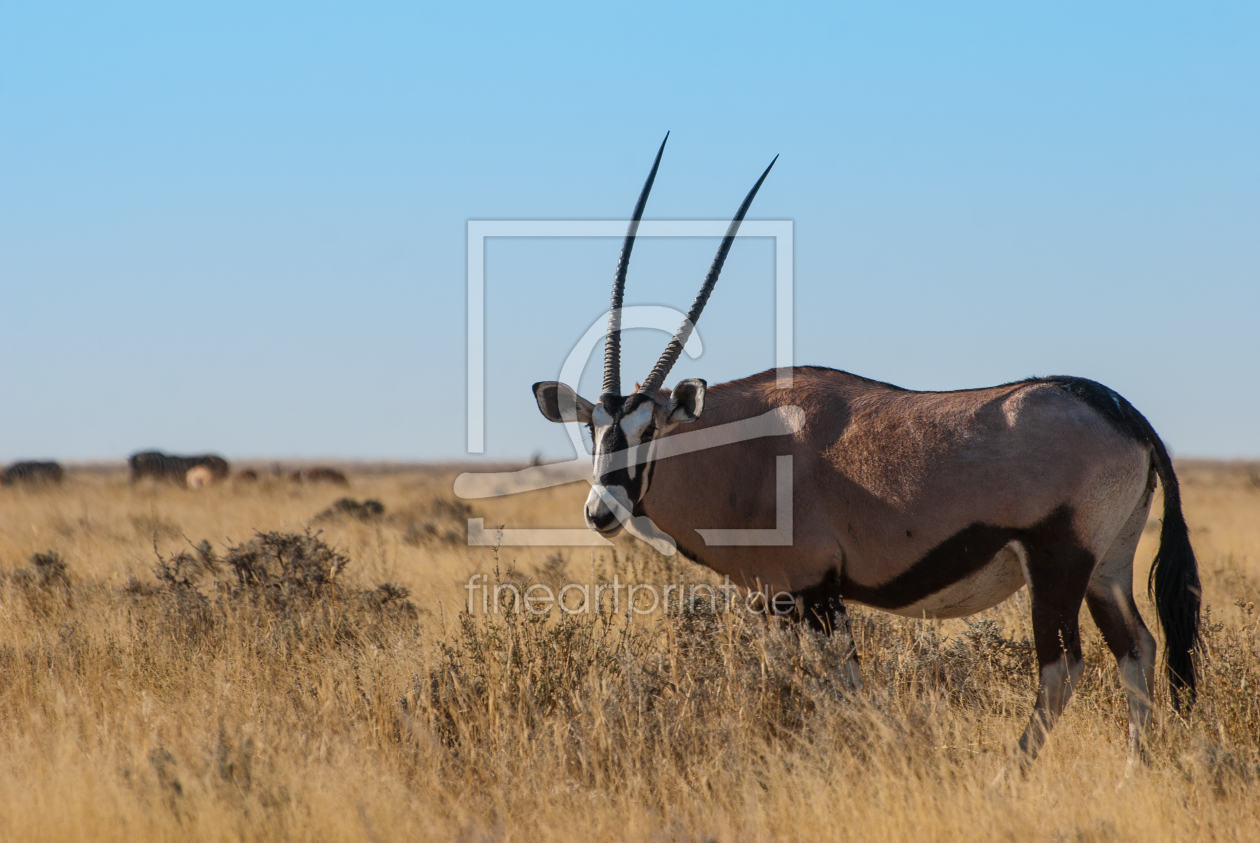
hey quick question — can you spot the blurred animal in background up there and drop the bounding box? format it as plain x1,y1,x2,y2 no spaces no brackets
128,451,230,483
287,466,350,486
1,461,64,486
185,465,216,490
234,469,259,483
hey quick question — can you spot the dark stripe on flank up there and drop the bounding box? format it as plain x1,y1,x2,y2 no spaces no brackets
805,506,1078,612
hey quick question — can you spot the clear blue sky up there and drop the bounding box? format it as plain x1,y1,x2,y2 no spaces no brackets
2,2,1257,462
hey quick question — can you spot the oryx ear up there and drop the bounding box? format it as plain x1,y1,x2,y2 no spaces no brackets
533,382,594,424
665,378,706,424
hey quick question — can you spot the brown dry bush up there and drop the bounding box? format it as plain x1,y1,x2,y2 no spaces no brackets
313,497,386,524
138,531,419,650
8,550,74,615
397,495,474,546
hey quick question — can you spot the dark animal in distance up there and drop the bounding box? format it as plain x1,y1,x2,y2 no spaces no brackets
528,135,1201,782
129,451,230,483
288,467,350,486
2,461,64,486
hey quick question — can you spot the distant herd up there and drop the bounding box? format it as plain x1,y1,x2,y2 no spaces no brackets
1,452,349,489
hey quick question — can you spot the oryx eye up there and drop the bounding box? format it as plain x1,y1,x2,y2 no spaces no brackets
580,424,595,456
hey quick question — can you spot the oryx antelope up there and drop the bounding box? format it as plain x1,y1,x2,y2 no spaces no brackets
532,136,1201,777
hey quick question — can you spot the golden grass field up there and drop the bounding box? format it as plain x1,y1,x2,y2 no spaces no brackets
1,461,1257,842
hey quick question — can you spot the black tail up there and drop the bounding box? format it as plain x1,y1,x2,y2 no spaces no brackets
1146,433,1202,713
1040,376,1202,712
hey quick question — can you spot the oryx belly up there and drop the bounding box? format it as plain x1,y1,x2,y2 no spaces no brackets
878,540,1028,619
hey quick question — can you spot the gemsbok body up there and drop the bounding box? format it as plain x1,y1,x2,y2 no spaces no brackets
532,136,1202,778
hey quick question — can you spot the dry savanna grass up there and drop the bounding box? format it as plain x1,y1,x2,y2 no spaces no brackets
0,462,1258,841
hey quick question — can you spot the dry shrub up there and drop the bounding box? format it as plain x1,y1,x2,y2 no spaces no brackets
129,531,417,652
533,551,570,591
27,550,70,587
10,550,73,614
856,614,1037,709
1184,603,1260,752
1182,739,1260,798
313,498,386,524
398,496,473,546
131,511,181,541
217,530,349,596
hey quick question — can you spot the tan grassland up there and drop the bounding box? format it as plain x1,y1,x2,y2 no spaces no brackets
0,461,1257,842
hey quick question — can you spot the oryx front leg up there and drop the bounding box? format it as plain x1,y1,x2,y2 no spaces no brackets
1012,648,1086,769
796,570,863,694
832,597,864,693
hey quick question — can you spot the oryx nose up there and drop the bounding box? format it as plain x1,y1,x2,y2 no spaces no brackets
586,506,618,531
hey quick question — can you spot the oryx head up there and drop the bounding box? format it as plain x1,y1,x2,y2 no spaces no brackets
533,135,776,537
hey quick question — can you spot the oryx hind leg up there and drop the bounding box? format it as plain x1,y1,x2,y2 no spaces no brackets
1085,488,1158,776
997,509,1096,781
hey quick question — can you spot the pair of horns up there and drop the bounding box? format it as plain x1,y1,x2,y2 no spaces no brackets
603,133,777,397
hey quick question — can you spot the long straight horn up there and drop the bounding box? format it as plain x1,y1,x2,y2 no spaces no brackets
604,133,669,396
640,155,777,396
